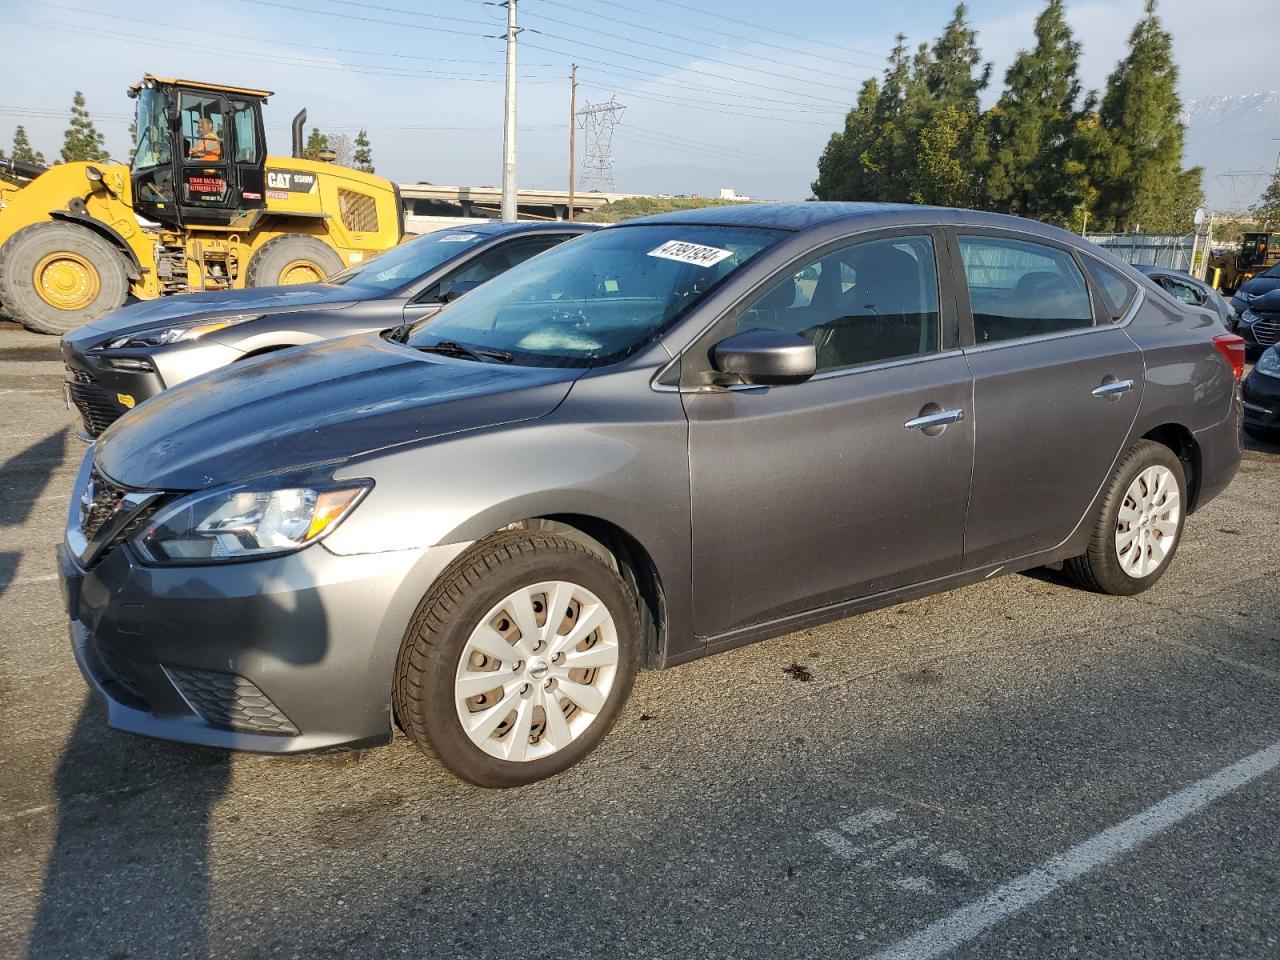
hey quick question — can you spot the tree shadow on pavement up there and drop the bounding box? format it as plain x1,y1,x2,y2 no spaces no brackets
0,428,68,601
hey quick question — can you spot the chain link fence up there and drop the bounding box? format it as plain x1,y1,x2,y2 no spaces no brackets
1085,233,1196,270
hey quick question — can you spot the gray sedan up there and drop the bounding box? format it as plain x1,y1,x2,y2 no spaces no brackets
1133,264,1236,330
59,221,597,436
58,203,1243,787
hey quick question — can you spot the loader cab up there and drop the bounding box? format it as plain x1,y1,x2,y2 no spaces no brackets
127,76,269,229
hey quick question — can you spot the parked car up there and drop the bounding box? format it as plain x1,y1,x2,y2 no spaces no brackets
1234,288,1280,356
1133,264,1235,330
1230,261,1280,311
1241,344,1280,442
60,221,598,437
58,203,1244,787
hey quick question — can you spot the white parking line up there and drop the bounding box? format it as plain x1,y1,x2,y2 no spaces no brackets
1157,635,1280,682
869,740,1280,960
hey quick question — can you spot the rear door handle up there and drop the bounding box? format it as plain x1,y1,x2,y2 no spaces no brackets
1091,379,1134,400
904,408,965,430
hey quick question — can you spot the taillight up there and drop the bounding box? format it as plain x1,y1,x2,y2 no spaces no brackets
1213,333,1246,381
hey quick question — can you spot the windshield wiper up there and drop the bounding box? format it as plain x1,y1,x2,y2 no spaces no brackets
415,339,514,364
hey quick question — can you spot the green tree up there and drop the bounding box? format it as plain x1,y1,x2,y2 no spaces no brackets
353,129,374,173
59,91,109,163
903,4,991,206
303,127,329,161
10,125,46,166
1091,0,1199,232
984,0,1084,224
812,77,880,200
1251,168,1280,230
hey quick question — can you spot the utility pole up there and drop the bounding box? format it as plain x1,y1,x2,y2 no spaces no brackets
500,0,519,223
567,64,577,222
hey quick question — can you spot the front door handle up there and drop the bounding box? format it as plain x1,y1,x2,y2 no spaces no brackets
1092,378,1135,400
904,408,965,431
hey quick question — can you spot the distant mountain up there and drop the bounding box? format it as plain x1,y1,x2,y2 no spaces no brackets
1182,91,1280,212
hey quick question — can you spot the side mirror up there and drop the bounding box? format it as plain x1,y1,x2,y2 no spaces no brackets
440,279,482,303
710,328,816,386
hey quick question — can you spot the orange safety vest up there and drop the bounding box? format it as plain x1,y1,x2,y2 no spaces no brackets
190,134,221,161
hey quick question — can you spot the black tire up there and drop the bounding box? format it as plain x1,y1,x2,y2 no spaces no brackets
245,235,344,287
393,531,640,787
0,222,129,335
1065,439,1187,596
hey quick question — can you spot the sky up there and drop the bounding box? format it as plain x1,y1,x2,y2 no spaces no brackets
1,0,1273,202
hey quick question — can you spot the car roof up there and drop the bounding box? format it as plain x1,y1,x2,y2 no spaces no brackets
445,220,601,237
616,201,1096,240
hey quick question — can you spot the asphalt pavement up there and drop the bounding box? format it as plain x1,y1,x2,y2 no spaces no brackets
0,322,1277,960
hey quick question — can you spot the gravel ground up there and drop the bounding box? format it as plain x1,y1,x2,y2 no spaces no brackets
0,322,1277,960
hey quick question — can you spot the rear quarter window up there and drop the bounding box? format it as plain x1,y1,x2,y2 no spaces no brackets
1083,258,1139,322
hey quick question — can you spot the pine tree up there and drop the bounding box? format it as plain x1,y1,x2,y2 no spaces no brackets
985,0,1084,224
303,127,329,161
11,125,46,166
353,129,374,173
1091,0,1199,232
812,78,880,200
904,4,991,207
1253,168,1280,230
60,91,109,163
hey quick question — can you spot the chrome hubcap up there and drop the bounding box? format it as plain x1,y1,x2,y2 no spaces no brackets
454,580,619,762
1115,465,1181,578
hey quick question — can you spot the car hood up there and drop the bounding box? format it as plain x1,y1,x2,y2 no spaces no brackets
1245,288,1280,312
94,333,581,489
71,284,362,341
1237,276,1280,300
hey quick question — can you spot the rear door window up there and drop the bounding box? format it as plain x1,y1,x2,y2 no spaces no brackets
958,236,1094,344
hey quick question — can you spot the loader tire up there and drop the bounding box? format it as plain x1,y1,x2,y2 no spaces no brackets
245,235,344,287
0,222,129,335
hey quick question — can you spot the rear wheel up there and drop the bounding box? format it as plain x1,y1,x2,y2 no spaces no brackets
1065,439,1186,595
393,532,640,787
0,222,129,335
245,235,344,287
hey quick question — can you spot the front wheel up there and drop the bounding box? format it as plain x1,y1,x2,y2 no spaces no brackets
0,222,130,334
393,532,640,787
1065,439,1186,595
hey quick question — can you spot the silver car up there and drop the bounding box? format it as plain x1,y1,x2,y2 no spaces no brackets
58,203,1244,787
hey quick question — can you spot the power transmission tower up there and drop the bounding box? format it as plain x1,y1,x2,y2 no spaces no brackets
577,98,625,193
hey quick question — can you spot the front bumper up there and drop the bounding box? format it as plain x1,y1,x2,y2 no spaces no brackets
60,337,242,437
58,535,468,754
1242,369,1280,434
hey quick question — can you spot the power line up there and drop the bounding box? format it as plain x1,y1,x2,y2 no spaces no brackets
647,0,887,60
522,1,881,83
537,0,884,71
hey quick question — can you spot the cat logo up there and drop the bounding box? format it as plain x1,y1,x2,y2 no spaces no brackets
117,393,136,409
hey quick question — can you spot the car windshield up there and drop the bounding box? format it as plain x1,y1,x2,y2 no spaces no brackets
403,224,783,366
325,229,489,291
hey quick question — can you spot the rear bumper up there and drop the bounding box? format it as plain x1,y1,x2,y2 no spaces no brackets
58,536,468,754
1193,404,1244,508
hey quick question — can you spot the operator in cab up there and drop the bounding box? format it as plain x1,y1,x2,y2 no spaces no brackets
188,117,221,161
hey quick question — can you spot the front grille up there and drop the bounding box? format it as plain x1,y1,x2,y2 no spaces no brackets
80,467,130,540
65,367,123,437
165,667,300,736
90,637,147,704
338,188,379,233
1252,313,1280,346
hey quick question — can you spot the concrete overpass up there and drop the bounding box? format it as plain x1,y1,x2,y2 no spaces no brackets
398,183,649,228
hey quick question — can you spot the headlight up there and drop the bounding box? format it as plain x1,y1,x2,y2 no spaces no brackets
1236,291,1255,303
104,314,260,349
133,481,370,563
1241,308,1259,324
1257,348,1280,379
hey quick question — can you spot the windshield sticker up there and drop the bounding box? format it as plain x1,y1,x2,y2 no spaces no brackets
647,240,734,268
438,233,481,243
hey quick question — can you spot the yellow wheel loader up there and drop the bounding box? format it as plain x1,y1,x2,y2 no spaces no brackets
0,76,403,335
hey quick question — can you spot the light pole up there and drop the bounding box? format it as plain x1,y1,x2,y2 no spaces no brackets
500,0,519,223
